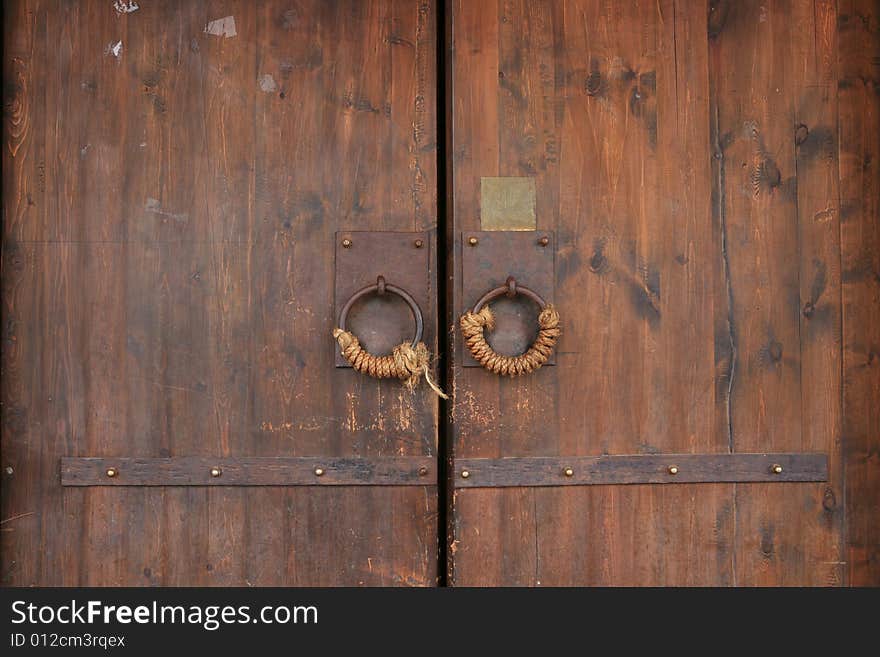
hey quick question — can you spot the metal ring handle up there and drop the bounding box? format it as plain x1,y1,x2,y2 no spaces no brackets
472,276,547,314
460,275,559,376
339,277,424,349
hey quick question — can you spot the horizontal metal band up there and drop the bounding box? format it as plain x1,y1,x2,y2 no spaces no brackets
61,456,435,487
454,453,828,488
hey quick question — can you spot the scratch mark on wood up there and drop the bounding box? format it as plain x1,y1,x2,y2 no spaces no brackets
145,198,188,224
104,41,123,59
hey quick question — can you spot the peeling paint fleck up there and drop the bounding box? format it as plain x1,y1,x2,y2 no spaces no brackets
258,74,278,93
113,1,139,14
205,16,237,38
104,40,123,59
145,197,188,224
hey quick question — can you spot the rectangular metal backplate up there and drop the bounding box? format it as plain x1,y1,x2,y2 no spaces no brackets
62,457,435,486
454,453,828,488
335,231,431,367
460,230,555,366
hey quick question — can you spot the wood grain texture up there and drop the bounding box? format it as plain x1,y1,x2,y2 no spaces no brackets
450,0,734,586
2,0,438,586
838,0,880,586
709,0,842,586
454,454,828,487
448,0,870,585
62,456,435,486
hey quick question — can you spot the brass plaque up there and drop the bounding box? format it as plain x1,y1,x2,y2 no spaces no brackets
480,177,536,231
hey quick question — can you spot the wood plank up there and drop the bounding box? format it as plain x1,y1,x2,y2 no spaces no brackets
838,0,880,586
454,453,828,487
2,0,49,586
62,456,436,486
708,0,842,586
793,0,846,586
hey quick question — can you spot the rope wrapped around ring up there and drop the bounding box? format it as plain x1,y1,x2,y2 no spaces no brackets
332,328,448,398
459,304,561,376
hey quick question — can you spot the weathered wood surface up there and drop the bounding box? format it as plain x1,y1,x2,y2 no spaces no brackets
448,0,875,585
2,0,439,586
838,0,880,586
454,454,828,487
62,457,435,486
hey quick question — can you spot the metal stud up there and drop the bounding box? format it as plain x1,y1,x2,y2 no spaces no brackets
771,464,783,474
538,236,550,247
314,467,325,477
4,466,13,475
418,466,429,476
467,237,478,246
210,467,222,478
668,465,679,475
461,470,470,479
341,238,353,248
106,467,118,478
563,467,574,477
414,239,424,249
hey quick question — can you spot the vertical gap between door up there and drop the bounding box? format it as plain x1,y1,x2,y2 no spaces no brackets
436,0,452,587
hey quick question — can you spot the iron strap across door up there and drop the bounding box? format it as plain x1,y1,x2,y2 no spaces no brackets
453,453,828,488
61,457,436,487
60,453,827,487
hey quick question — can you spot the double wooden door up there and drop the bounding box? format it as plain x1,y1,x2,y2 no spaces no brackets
2,0,877,586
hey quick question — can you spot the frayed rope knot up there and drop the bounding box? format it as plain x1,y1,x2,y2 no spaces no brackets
459,304,560,376
332,328,448,399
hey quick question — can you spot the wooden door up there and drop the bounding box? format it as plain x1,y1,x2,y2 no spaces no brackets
3,0,878,589
446,0,879,586
3,0,439,586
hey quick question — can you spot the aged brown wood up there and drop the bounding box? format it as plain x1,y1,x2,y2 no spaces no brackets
709,0,841,587
447,0,876,586
3,0,878,588
334,231,433,367
62,457,435,486
838,0,880,586
454,454,828,487
2,0,439,586
460,230,556,366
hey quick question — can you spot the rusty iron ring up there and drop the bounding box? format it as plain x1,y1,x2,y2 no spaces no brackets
339,276,424,350
472,276,548,314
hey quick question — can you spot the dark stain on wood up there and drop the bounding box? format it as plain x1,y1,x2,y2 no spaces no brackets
588,238,610,274
584,57,603,96
708,0,731,40
796,124,836,161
